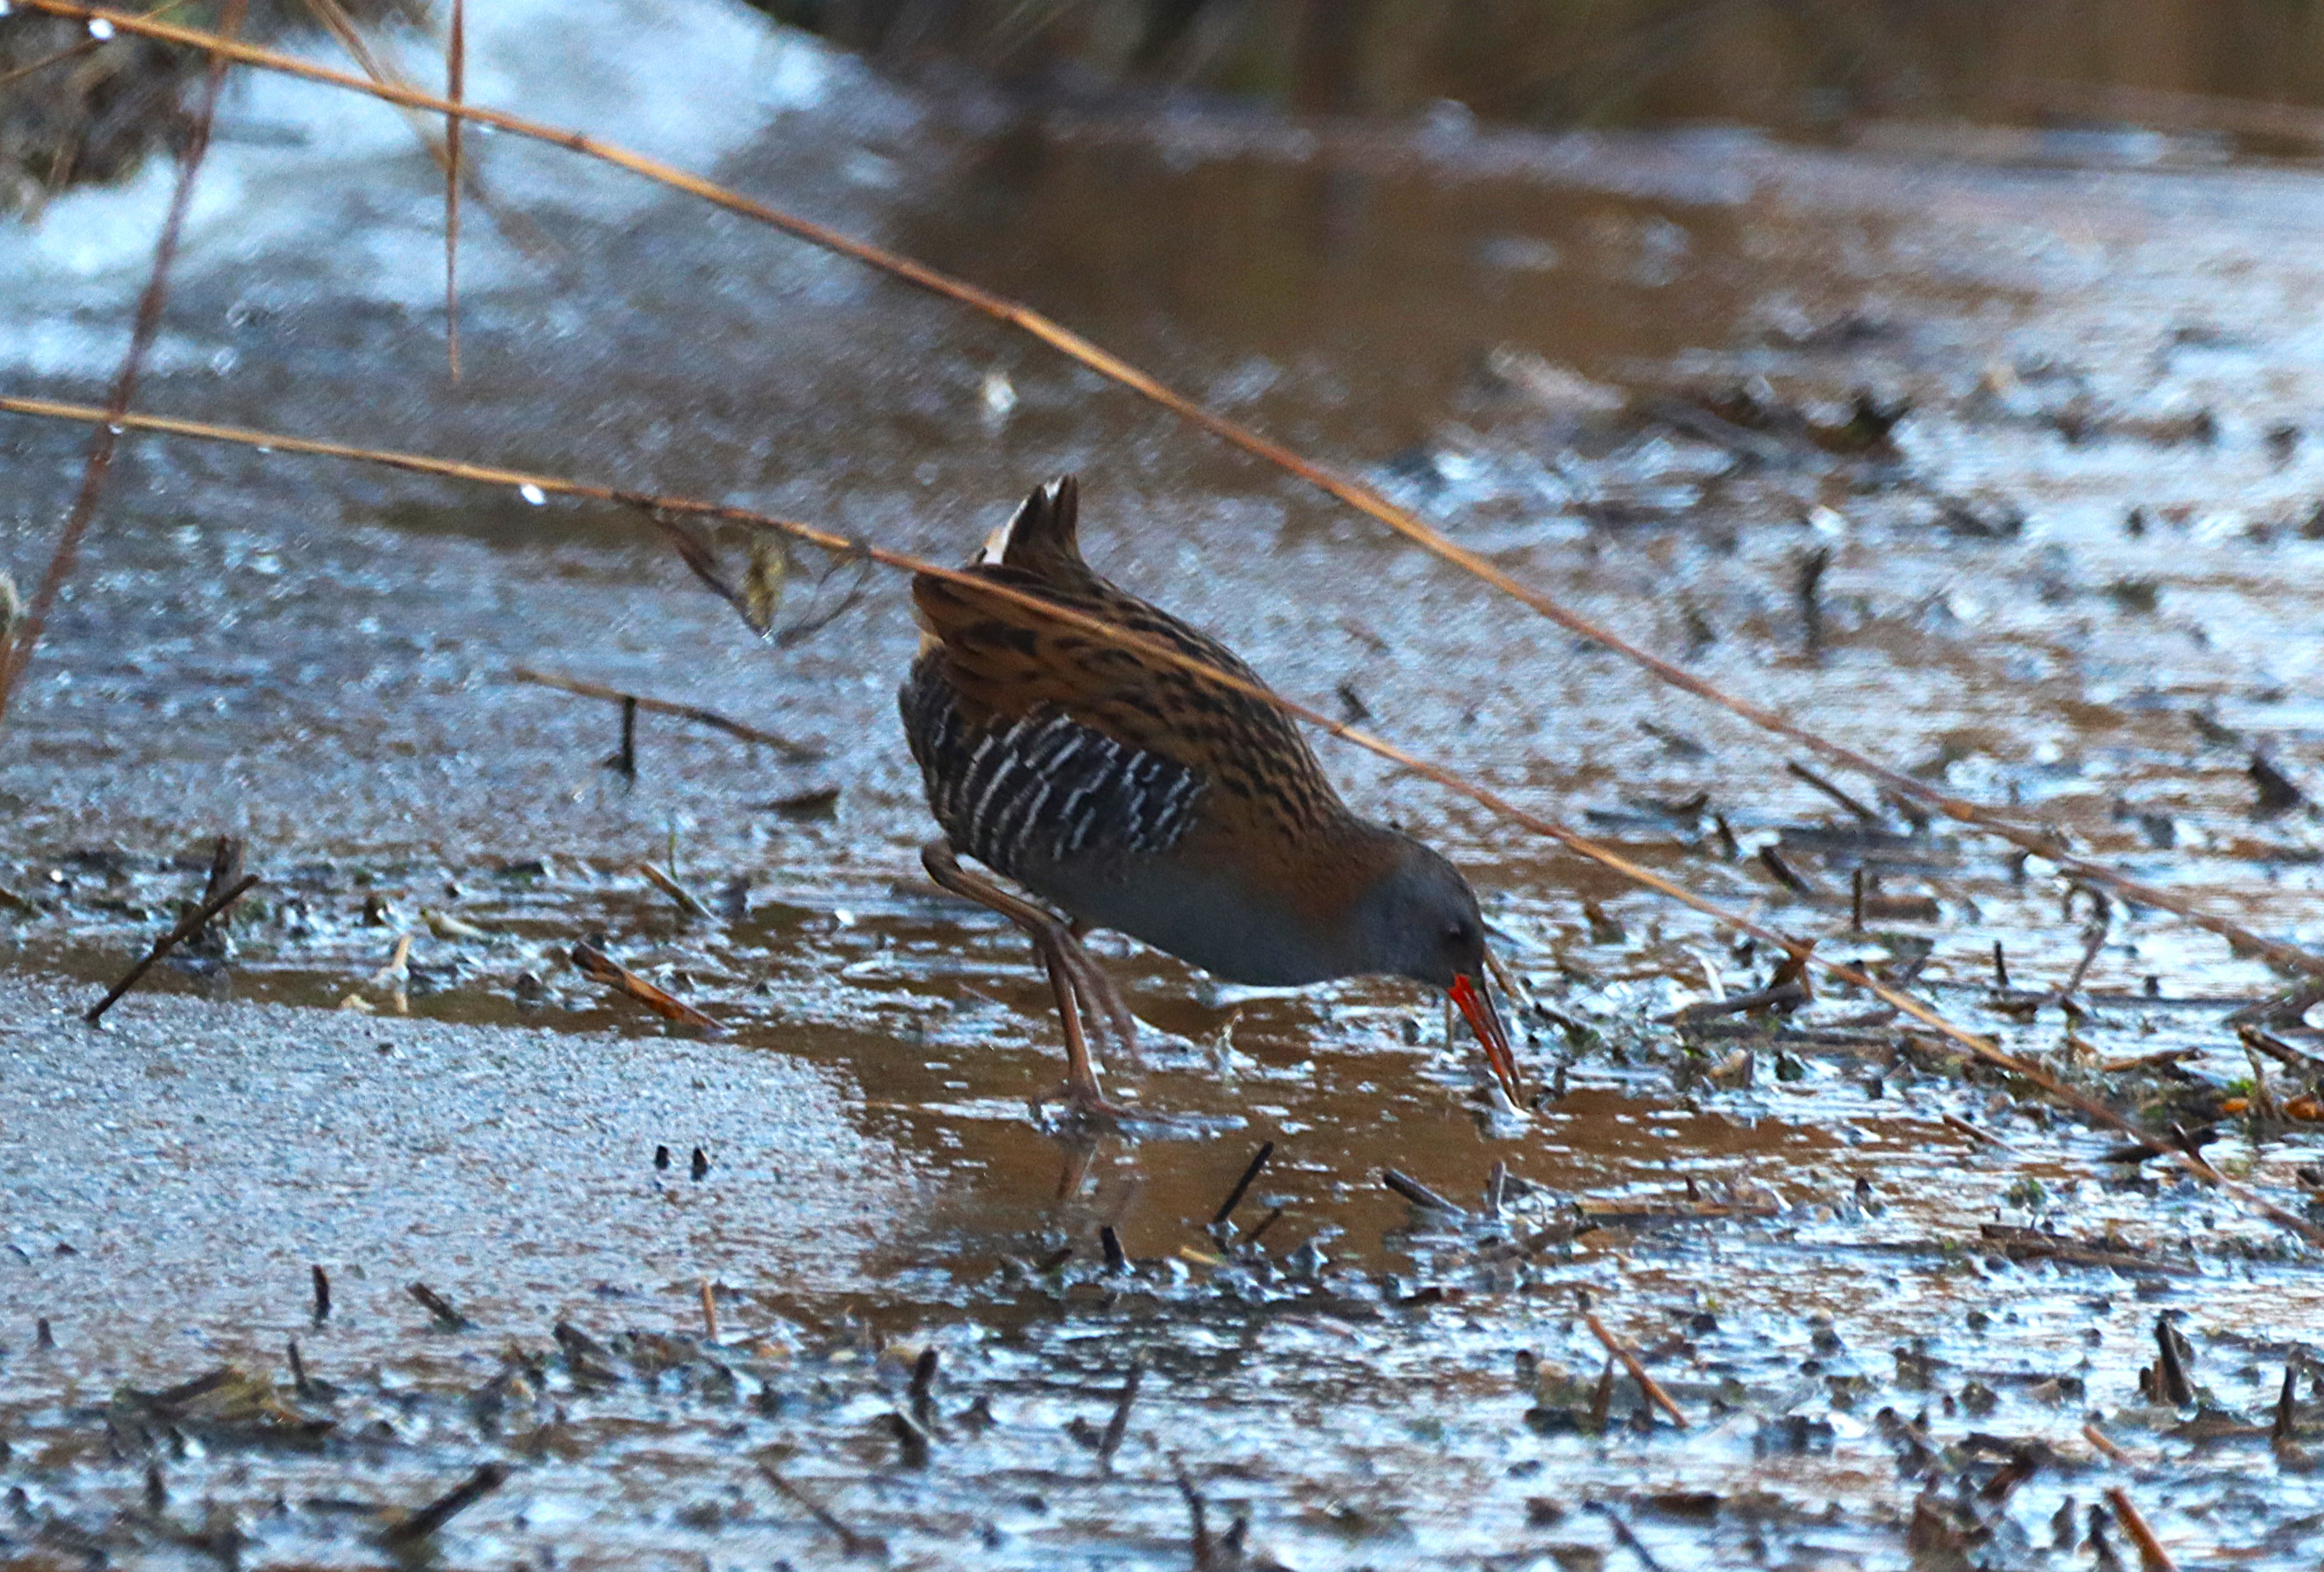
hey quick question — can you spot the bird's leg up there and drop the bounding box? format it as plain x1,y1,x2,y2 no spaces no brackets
1049,930,1142,1070
923,840,1129,1118
1057,916,1138,1063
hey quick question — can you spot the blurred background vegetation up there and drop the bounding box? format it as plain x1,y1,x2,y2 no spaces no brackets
753,0,2324,129
0,0,419,213
10,0,2324,215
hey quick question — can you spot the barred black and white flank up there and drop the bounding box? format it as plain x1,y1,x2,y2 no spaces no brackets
902,694,1206,883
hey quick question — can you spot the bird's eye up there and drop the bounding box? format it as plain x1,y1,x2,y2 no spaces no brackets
1443,920,1472,949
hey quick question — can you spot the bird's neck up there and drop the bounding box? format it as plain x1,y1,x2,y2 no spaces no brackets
1267,812,1417,957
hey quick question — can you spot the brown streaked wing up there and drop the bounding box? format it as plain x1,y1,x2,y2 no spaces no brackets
909,564,1346,847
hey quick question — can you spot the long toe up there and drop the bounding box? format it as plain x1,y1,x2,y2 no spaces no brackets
1043,1077,1129,1131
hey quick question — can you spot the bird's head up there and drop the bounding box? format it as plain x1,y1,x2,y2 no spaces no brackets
1350,833,1522,1105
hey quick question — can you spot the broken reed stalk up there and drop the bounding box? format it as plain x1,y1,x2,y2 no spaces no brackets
2056,920,2108,1002
2081,1419,2130,1463
407,1281,466,1329
568,940,718,1028
640,861,709,918
1587,1502,1672,1572
2104,1486,2176,1572
1212,1140,1274,1229
1787,758,1878,823
2153,1314,2195,1408
381,1462,510,1545
508,664,819,760
199,834,245,930
758,1465,884,1558
1939,1111,2009,1149
0,0,248,734
909,1345,938,1427
12,0,2314,987
85,873,261,1024
1098,1357,1143,1470
1581,1308,1689,1429
5,394,2319,1250
1380,1168,1467,1217
611,694,638,777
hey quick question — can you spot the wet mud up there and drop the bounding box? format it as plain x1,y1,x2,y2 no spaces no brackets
6,6,2324,1565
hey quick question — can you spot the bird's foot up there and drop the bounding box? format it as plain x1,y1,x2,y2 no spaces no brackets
1033,1076,1132,1131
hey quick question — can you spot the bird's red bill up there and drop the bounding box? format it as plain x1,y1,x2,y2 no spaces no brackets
1448,973,1523,1107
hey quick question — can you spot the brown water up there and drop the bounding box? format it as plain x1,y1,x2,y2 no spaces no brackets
4,23,2324,1568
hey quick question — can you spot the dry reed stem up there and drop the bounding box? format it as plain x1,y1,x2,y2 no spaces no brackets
569,939,718,1028
85,871,261,1023
443,0,463,380
15,0,2318,982
291,0,554,265
1581,1307,1689,1428
0,0,247,730
294,0,397,89
2104,1486,2176,1572
3,400,2320,1249
507,663,818,758
286,0,460,376
640,861,709,918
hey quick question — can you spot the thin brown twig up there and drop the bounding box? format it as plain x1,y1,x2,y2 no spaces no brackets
13,0,2314,983
2054,919,2108,1003
506,664,820,760
1581,1307,1689,1429
3,394,2320,1250
85,872,261,1024
0,0,248,732
1211,1140,1274,1229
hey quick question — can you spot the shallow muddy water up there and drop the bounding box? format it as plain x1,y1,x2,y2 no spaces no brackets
6,3,2324,1565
